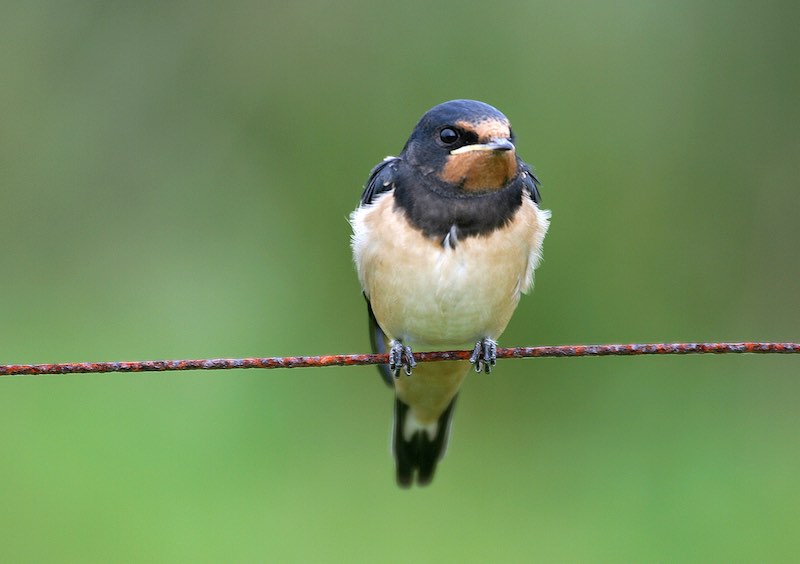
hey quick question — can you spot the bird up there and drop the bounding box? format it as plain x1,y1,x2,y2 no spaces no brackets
350,99,550,487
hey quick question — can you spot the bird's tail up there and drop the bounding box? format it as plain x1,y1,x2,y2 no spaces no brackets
393,395,458,487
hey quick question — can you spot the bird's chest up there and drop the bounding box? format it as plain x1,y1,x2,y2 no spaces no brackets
352,195,532,346
392,242,520,345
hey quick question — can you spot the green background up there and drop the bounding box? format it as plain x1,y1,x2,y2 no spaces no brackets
2,1,798,561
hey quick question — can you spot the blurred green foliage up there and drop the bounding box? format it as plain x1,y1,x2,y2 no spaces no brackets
1,1,799,561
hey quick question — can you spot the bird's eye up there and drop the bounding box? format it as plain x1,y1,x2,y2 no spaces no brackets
439,127,459,144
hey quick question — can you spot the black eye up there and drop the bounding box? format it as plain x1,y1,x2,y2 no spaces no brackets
439,127,459,144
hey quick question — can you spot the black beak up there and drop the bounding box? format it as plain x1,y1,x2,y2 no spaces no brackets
450,138,515,155
485,138,515,152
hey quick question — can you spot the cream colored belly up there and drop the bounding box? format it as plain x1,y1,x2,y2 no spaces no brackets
370,239,521,346
351,192,548,349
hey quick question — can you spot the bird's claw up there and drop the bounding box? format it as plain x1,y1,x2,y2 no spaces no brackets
470,338,497,373
389,341,416,378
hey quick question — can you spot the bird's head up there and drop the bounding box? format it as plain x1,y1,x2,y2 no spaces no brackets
402,99,518,193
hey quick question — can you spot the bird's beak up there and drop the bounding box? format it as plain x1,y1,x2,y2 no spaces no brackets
450,138,515,155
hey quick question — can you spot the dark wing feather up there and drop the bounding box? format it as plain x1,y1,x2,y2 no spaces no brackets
360,158,401,386
520,162,542,204
360,157,401,205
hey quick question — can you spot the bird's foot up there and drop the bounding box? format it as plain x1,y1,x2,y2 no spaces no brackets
470,338,497,373
389,341,416,377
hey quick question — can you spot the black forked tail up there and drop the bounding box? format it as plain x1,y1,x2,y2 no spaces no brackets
393,395,458,487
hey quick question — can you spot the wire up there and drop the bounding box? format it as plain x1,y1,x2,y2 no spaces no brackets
1,342,797,377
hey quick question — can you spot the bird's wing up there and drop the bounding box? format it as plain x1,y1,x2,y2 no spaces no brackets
360,157,401,205
520,161,542,204
358,157,402,386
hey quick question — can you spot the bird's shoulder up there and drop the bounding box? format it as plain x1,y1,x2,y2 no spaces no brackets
519,161,542,205
360,157,402,206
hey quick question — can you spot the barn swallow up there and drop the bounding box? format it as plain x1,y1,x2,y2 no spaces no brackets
350,100,550,486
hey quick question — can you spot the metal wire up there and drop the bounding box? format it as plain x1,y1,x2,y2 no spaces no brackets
1,342,797,377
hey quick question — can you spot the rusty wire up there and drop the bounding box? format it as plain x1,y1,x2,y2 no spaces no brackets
0,342,797,377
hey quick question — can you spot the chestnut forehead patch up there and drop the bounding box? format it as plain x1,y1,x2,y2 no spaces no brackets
455,118,511,142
